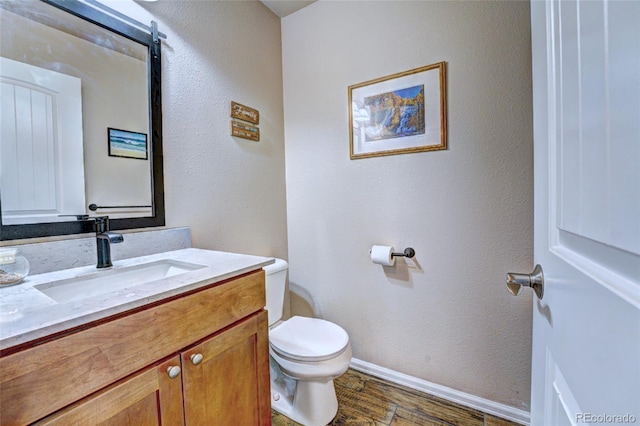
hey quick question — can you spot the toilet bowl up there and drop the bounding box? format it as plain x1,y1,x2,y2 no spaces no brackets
264,260,352,426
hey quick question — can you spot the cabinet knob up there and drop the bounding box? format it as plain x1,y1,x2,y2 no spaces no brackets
190,353,204,365
166,365,181,379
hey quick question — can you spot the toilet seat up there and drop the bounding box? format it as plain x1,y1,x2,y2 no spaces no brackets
270,316,349,362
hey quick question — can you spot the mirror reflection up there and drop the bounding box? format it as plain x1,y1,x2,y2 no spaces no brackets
0,0,152,226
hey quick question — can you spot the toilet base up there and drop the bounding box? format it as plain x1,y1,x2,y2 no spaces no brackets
270,360,339,426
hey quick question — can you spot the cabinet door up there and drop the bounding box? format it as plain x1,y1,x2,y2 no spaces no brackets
35,356,184,426
181,311,271,426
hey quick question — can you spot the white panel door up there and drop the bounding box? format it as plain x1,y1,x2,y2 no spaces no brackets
529,1,640,425
0,57,86,224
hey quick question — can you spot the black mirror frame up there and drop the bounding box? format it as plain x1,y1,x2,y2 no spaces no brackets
0,0,165,241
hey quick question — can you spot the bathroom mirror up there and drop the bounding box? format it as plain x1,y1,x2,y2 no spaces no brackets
0,0,164,240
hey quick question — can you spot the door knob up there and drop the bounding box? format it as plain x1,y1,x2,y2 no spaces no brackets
506,264,544,299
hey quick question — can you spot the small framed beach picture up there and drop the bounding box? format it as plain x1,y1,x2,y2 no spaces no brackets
348,61,447,159
107,128,148,160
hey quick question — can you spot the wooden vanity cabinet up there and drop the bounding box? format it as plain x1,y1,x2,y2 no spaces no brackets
0,270,272,426
182,311,271,425
34,356,185,426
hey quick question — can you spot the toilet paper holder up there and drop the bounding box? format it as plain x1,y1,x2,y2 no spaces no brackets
392,248,415,258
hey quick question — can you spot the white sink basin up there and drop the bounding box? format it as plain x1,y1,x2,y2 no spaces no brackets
34,259,206,303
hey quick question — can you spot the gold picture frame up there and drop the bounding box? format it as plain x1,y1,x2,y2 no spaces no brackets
348,61,447,159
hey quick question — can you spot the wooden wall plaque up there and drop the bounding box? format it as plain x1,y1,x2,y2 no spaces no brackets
231,120,260,141
231,101,259,125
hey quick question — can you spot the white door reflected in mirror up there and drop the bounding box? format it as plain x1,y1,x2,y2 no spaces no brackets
0,58,86,225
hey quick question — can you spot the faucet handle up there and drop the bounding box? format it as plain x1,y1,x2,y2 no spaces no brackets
94,216,110,233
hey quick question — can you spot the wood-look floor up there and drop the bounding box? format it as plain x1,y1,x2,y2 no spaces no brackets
271,369,521,426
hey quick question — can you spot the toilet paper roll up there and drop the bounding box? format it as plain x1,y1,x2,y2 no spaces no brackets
371,245,395,266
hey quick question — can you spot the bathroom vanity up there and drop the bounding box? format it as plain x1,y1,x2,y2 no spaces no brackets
0,249,273,425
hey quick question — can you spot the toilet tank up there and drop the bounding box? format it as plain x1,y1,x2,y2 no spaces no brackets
263,258,288,326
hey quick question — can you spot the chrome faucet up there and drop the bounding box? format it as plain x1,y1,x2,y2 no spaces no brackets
95,216,124,269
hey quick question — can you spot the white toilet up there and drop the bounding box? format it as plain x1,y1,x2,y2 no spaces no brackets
264,259,352,426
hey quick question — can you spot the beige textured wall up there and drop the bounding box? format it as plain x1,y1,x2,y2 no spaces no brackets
282,1,533,410
126,1,289,261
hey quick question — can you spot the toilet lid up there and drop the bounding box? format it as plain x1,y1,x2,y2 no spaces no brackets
270,316,349,362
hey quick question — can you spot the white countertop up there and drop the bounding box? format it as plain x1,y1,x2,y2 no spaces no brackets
0,248,274,351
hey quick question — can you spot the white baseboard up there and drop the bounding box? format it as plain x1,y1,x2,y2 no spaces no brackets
349,358,530,425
